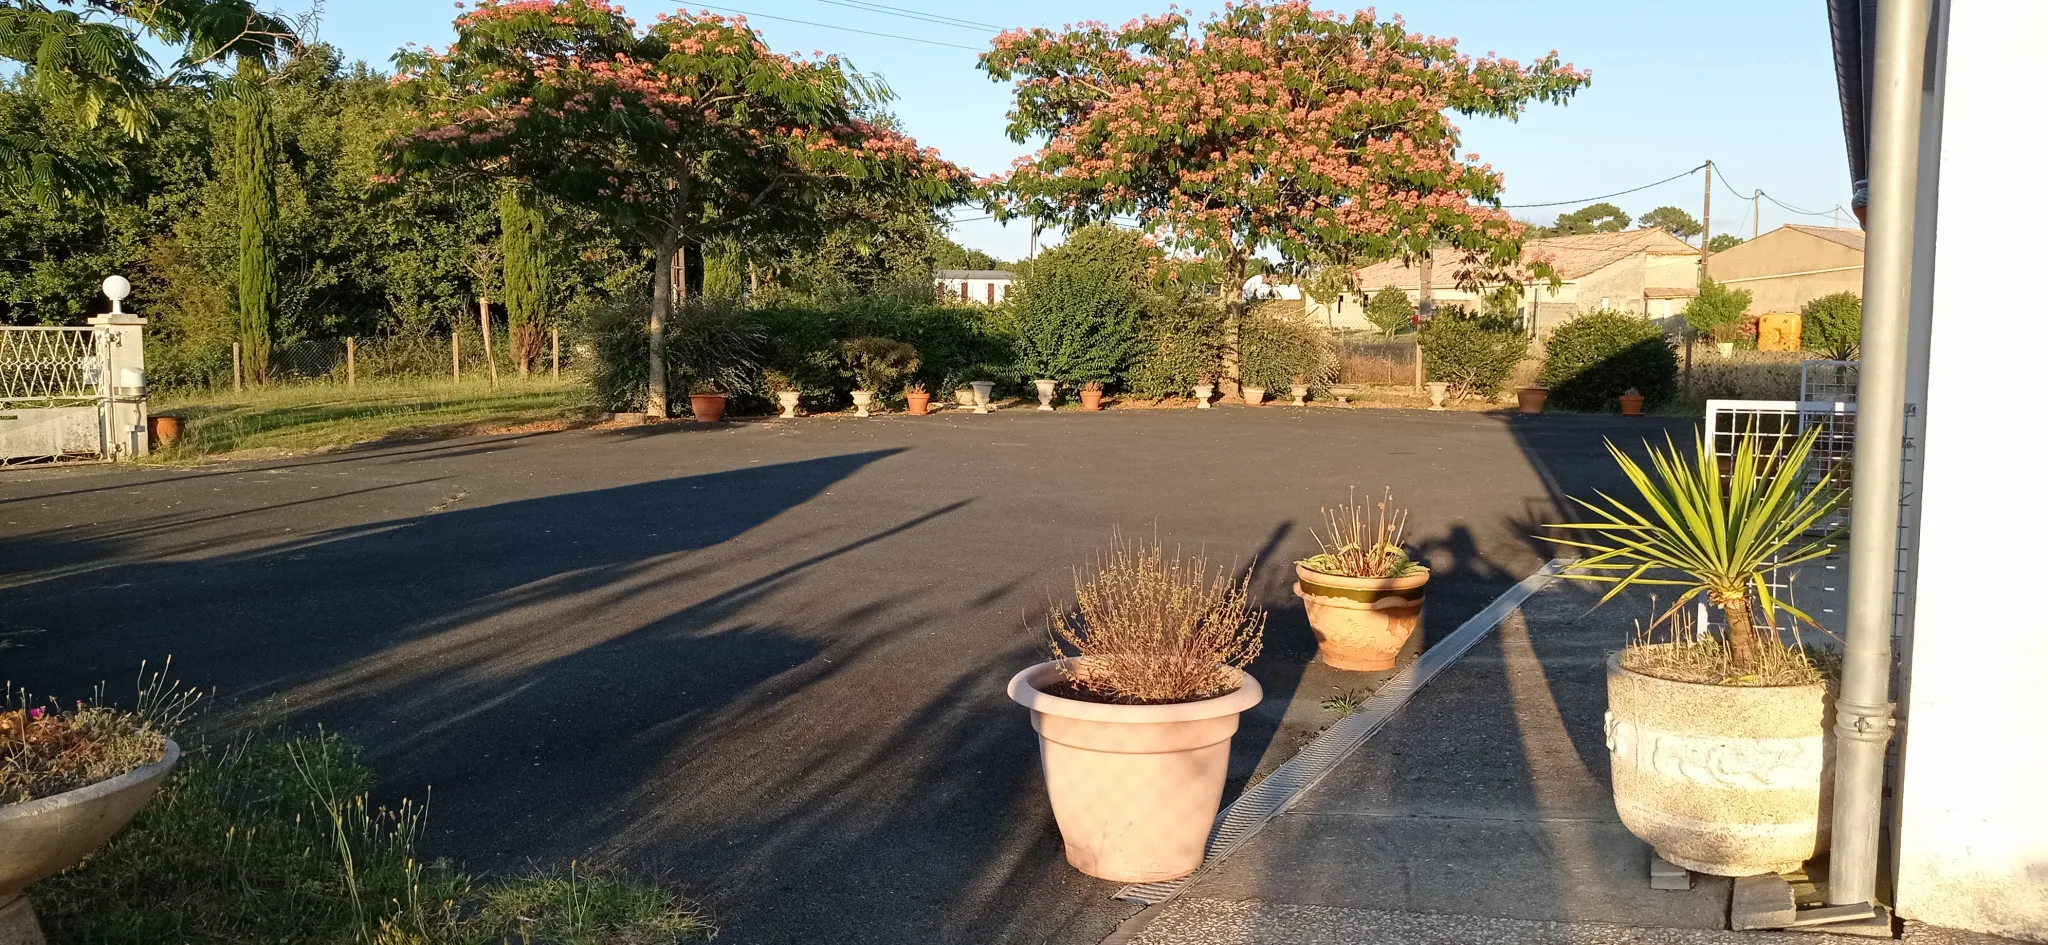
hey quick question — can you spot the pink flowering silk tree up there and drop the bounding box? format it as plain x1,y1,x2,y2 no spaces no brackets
388,0,969,417
981,2,1590,390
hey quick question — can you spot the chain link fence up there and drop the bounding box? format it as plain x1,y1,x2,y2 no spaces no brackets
1333,336,1422,387
156,328,580,394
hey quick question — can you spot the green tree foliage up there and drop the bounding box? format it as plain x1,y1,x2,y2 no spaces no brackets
389,0,969,417
585,292,764,413
1009,226,1148,384
1538,310,1678,411
1539,202,1631,236
701,238,745,301
1800,291,1862,359
1365,286,1413,335
498,184,549,374
1420,317,1526,400
1125,288,1223,398
230,57,277,383
1707,233,1745,253
839,336,921,395
1682,278,1752,336
931,236,1008,273
1637,206,1702,239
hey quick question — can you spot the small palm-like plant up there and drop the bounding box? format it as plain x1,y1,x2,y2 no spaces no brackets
1544,427,1847,675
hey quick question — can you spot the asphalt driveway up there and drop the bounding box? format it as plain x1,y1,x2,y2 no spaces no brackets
0,404,1687,944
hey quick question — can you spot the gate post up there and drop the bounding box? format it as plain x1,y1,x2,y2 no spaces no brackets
89,276,148,459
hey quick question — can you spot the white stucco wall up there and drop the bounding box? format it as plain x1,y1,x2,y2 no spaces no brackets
936,278,1012,305
1893,1,2048,938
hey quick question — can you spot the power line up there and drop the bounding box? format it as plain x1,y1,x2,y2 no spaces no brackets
1712,163,1847,219
691,4,986,51
812,0,1003,33
1498,164,1706,209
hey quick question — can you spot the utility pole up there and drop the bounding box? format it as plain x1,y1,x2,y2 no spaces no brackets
1754,189,1761,239
1028,218,1039,260
1701,159,1714,277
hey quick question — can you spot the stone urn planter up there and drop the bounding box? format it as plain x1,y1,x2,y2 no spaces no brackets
954,388,977,408
1289,382,1310,406
2,740,180,943
1242,386,1267,406
1293,564,1430,671
1327,384,1359,406
1193,382,1215,409
970,381,995,414
1517,386,1548,414
1079,384,1104,411
1008,660,1262,883
689,393,727,422
1033,379,1059,411
905,388,932,416
775,391,802,419
1717,341,1737,358
1426,381,1449,411
1619,389,1645,416
1606,651,1832,876
850,389,876,418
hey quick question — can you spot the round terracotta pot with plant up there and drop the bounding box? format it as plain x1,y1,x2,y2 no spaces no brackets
689,391,727,422
1294,488,1429,671
1619,388,1645,416
1079,382,1104,411
1010,537,1267,883
905,384,932,416
1242,386,1267,406
2,702,182,942
148,415,183,447
1517,386,1548,414
1547,426,1848,876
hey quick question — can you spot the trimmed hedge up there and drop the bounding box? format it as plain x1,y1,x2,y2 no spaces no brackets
1240,301,1336,390
1419,317,1525,400
1537,310,1678,411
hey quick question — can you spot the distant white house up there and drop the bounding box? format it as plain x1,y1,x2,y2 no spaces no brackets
1241,274,1303,301
935,269,1016,305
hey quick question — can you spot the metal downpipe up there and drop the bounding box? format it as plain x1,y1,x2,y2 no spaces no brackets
1828,0,1930,909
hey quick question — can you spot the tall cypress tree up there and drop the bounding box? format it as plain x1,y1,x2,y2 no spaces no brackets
231,56,277,384
498,184,548,375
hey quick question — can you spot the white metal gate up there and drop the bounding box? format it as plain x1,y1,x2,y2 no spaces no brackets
1701,398,1859,638
0,326,112,466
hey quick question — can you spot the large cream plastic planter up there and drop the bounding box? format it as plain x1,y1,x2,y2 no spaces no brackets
1009,660,1262,883
1,739,179,943
1293,564,1430,671
1606,651,1832,876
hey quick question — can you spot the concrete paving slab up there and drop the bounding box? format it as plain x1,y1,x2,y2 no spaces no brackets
1123,900,1886,945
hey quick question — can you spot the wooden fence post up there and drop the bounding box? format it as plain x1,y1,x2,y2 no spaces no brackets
452,331,461,382
1413,342,1424,391
551,327,560,381
232,342,243,392
345,337,356,389
479,296,498,388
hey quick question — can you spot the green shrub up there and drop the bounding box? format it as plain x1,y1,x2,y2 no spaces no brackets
1420,318,1526,400
1538,310,1678,411
1009,227,1147,384
1682,279,1752,336
1125,290,1224,398
840,336,920,394
1366,286,1412,335
584,290,764,413
752,294,1015,401
1800,291,1862,359
1240,302,1336,390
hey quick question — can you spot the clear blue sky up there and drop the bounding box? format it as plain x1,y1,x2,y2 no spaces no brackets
295,0,1853,261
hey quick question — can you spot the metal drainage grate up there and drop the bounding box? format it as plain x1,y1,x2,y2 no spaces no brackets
1114,558,1568,906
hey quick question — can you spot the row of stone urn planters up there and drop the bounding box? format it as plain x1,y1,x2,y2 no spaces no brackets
1009,437,1840,887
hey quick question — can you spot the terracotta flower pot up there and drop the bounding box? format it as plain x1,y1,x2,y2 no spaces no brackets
1517,387,1548,414
1080,388,1104,411
1293,564,1430,671
775,391,802,419
148,414,182,446
689,393,727,422
1193,383,1215,409
1619,393,1645,416
1008,660,1263,883
2,740,180,942
1607,651,1832,876
851,390,875,418
906,391,931,416
1242,386,1267,406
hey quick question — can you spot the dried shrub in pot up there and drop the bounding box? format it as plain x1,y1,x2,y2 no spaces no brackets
1048,535,1265,704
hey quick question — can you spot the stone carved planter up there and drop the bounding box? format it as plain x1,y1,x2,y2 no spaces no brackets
1242,386,1267,406
1034,379,1058,411
970,381,994,414
1327,384,1359,406
775,391,802,419
2,740,180,944
1426,381,1449,411
1293,564,1429,671
1606,650,1833,876
1193,383,1215,409
1290,384,1309,406
1009,660,1262,883
851,389,875,418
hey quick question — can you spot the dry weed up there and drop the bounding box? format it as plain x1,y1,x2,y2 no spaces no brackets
1619,604,1830,687
1049,534,1265,704
1299,488,1423,579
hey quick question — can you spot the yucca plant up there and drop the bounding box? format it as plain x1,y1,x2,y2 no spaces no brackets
1544,426,1847,675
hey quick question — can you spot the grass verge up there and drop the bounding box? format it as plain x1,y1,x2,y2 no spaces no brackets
149,379,597,462
34,728,712,945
